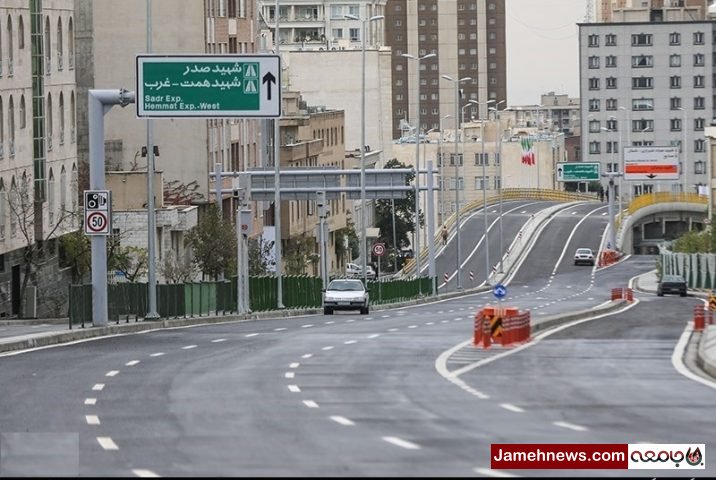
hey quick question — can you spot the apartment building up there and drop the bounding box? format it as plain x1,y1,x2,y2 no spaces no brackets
597,0,709,23
386,0,507,139
0,1,78,317
579,19,716,199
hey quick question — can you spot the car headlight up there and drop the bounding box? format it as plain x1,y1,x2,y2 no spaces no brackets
324,295,339,302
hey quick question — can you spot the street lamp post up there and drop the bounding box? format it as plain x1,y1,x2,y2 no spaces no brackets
608,115,623,214
438,114,452,226
442,74,472,290
478,100,495,283
490,100,506,273
346,12,384,286
402,53,436,288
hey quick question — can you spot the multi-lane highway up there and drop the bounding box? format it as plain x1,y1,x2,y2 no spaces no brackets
0,201,713,477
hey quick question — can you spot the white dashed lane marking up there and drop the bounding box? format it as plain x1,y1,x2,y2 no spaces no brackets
344,340,357,345
289,363,300,368
324,321,335,325
382,436,420,450
499,403,525,413
330,416,355,426
125,360,140,367
92,384,105,391
181,345,197,350
302,354,313,359
211,338,227,342
288,385,301,393
85,415,101,425
322,346,334,351
97,437,118,451
285,372,295,379
473,467,518,477
132,469,160,478
301,324,313,328
244,333,259,338
273,328,287,332
553,421,588,432
84,398,97,405
105,370,119,377
368,334,380,339
150,352,165,357
303,400,319,408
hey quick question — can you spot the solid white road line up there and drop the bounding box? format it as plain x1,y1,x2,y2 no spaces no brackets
149,352,165,357
181,345,197,349
330,415,355,426
288,385,301,393
303,400,319,408
105,370,119,377
553,421,588,432
289,362,300,368
92,384,105,391
499,403,525,413
125,360,140,367
211,338,227,342
84,398,97,405
132,469,160,478
285,372,295,379
97,437,118,450
672,322,716,391
382,436,420,450
85,415,100,425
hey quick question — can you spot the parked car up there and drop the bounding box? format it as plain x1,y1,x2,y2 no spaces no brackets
346,263,361,277
322,279,370,315
364,265,378,281
574,247,596,266
657,274,687,297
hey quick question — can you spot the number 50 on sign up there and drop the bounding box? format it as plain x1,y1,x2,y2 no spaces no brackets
84,190,112,235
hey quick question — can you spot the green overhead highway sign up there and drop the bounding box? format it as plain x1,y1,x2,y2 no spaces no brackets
136,54,281,118
556,162,600,182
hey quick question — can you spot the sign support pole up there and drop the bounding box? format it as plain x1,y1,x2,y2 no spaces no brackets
88,89,135,327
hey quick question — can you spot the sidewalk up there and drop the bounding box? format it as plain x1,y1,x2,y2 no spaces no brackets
633,269,716,380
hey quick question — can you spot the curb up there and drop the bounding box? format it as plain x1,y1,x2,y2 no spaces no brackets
696,325,716,379
531,299,629,335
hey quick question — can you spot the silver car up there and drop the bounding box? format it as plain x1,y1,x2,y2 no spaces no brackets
322,279,370,315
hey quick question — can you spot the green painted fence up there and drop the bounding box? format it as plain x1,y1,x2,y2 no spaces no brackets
660,252,716,290
68,275,436,325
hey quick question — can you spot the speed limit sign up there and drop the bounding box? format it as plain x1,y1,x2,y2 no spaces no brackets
372,243,386,257
84,190,111,235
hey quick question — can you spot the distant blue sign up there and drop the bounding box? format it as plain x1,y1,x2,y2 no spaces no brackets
493,284,507,299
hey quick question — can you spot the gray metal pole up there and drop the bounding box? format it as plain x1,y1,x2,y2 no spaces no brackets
215,162,223,214
482,120,490,284
414,68,421,288
236,205,245,314
391,198,398,272
427,160,436,294
454,83,462,290
88,89,135,327
274,0,284,308
497,115,504,273
145,0,159,319
360,18,368,286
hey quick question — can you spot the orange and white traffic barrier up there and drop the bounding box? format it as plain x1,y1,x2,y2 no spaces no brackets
473,309,483,346
694,305,706,331
611,288,623,301
624,287,634,302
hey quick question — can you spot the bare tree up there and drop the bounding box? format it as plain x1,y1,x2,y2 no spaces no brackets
7,174,75,318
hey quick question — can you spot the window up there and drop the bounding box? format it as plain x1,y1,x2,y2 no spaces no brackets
68,18,74,69
589,78,600,90
0,182,5,240
694,96,705,109
48,170,55,225
19,95,26,128
606,77,617,89
589,141,600,154
474,177,487,190
59,92,65,144
44,17,50,74
670,54,681,67
588,34,599,47
46,93,53,151
606,55,617,67
694,75,705,88
632,119,654,132
57,17,63,70
606,119,617,130
670,118,682,131
605,33,616,46
588,56,600,68
694,53,705,66
18,15,24,49
632,55,652,67
589,120,601,133
606,141,619,154
631,33,652,46
695,139,705,152
694,31,704,45
632,98,653,111
606,98,618,110
670,76,681,88
669,32,680,45
589,98,600,111
349,28,359,41
70,91,75,143
632,77,653,89
451,177,464,190
695,118,705,131
670,97,682,110
449,154,463,166
60,166,67,214
475,153,488,165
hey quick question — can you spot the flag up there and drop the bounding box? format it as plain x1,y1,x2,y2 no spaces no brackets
520,136,536,165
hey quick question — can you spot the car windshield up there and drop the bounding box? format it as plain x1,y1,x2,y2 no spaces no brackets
576,249,592,254
662,275,685,283
327,280,364,292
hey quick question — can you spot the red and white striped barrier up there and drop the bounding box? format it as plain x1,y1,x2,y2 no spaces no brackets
469,271,474,282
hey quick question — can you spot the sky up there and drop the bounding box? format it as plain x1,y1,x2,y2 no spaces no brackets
505,0,588,105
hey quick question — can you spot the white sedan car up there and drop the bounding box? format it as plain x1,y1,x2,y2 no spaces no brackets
322,279,370,315
574,247,596,266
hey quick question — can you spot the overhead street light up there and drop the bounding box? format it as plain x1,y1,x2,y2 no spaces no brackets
346,12,384,286
477,99,495,284
402,52,437,293
489,99,506,274
441,74,472,291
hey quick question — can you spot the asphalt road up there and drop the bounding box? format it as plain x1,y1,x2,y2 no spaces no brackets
0,203,713,477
